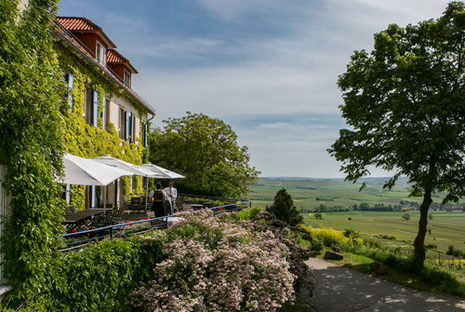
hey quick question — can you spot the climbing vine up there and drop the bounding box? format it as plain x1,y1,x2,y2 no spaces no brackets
0,0,66,305
56,44,146,207
0,1,148,308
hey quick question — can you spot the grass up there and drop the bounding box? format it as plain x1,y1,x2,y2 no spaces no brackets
303,211,465,252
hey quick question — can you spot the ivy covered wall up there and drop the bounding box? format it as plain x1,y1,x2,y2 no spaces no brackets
55,39,147,208
0,0,66,304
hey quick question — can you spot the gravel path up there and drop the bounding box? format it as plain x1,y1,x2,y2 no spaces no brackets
304,257,465,312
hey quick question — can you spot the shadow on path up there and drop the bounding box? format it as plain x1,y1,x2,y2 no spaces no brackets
305,258,465,312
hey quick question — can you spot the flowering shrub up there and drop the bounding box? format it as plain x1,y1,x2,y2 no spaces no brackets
249,211,314,294
130,211,297,312
305,225,364,248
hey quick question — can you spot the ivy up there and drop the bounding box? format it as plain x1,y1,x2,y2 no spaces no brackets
0,0,147,307
56,37,146,205
0,0,66,306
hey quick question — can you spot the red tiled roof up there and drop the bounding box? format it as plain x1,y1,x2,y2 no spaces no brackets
57,16,117,49
52,19,155,115
57,16,97,31
107,49,138,74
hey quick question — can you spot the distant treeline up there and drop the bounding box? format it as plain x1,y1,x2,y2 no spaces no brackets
311,202,465,213
313,203,402,212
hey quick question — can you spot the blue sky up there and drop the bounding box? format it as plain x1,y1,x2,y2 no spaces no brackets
58,0,452,178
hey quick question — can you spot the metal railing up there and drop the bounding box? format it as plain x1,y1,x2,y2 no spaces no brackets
60,200,252,252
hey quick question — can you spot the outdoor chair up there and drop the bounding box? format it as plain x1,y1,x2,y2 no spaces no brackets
65,206,76,215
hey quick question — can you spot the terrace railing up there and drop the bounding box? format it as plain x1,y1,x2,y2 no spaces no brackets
60,200,252,252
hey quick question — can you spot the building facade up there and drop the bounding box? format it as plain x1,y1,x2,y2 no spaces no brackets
0,6,154,289
53,17,155,209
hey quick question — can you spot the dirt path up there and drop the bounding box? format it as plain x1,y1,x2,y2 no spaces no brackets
304,257,465,312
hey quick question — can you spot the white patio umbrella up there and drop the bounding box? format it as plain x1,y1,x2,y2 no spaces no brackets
138,163,185,179
60,153,134,212
93,155,150,176
62,153,134,186
93,156,166,211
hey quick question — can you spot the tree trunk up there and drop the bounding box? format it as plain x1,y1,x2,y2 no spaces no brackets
413,188,432,270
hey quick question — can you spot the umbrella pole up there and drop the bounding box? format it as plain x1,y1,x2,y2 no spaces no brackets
103,185,107,217
145,177,148,212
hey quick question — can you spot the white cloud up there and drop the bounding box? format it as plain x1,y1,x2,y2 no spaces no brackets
59,0,455,177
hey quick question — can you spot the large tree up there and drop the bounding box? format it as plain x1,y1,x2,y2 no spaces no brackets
329,2,465,269
148,112,260,198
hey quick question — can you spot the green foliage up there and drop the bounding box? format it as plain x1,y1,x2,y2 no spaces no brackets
0,0,66,304
235,205,263,220
267,188,303,226
402,213,411,221
148,112,260,198
57,46,145,206
447,245,464,258
343,228,360,240
7,236,164,311
329,2,465,268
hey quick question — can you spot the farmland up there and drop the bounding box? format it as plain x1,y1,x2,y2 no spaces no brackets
248,177,452,211
248,178,465,253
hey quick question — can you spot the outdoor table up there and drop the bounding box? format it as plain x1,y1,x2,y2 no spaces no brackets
190,204,203,211
63,208,114,232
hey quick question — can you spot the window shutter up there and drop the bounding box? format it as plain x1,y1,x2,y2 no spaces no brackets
124,111,129,140
102,97,107,130
92,90,99,127
131,114,135,143
128,113,133,143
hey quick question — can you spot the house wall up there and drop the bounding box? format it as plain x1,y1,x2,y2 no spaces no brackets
110,95,146,141
107,64,125,82
17,0,28,12
74,33,97,57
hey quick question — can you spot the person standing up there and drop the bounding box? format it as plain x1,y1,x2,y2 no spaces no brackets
164,180,177,213
151,182,167,218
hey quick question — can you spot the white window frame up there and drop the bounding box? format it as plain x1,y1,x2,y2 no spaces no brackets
124,70,130,88
96,41,106,66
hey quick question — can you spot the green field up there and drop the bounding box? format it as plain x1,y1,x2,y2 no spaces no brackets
303,211,465,252
249,177,447,211
249,178,465,253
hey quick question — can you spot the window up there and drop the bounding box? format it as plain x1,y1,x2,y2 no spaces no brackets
118,107,125,139
96,41,106,65
124,70,130,88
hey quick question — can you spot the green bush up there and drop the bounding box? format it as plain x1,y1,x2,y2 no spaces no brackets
343,228,361,240
447,245,463,258
235,205,263,220
420,267,465,297
6,235,164,311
